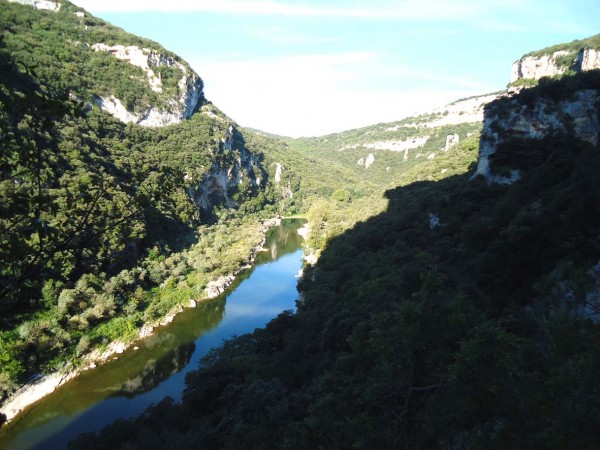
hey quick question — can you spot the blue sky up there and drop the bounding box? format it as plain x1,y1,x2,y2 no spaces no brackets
71,1,600,137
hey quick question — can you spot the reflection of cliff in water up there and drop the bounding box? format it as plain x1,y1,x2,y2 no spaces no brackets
119,342,195,397
257,219,305,264
112,291,227,396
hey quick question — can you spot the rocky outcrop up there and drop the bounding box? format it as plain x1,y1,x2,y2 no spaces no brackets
7,0,60,11
578,48,600,71
91,44,204,127
357,154,375,169
402,93,502,129
187,126,263,211
510,50,573,82
444,133,460,151
205,275,236,299
511,48,600,83
476,88,600,184
274,163,284,183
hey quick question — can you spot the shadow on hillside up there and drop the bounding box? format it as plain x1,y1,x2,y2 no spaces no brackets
65,75,600,449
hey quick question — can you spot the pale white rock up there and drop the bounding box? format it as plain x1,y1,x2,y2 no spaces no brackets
274,163,284,183
578,48,600,71
512,48,600,83
0,371,77,422
188,125,262,210
91,43,203,127
187,299,197,308
476,89,600,184
8,0,60,11
357,157,365,166
363,136,430,152
93,96,139,123
160,314,175,326
205,275,235,299
220,125,234,151
511,50,572,83
139,324,154,338
427,153,436,160
405,93,502,129
444,133,460,151
364,153,375,169
74,11,84,17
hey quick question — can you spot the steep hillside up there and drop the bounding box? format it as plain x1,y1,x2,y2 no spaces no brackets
72,71,600,450
286,92,500,191
5,0,204,126
0,0,290,407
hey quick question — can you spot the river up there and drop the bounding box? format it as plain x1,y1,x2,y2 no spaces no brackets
0,219,305,450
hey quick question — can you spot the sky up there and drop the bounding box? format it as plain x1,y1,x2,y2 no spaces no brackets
70,0,600,137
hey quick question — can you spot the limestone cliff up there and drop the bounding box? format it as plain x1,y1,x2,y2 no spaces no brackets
511,41,600,83
7,0,60,11
7,0,205,128
187,125,264,211
91,44,204,127
476,78,600,184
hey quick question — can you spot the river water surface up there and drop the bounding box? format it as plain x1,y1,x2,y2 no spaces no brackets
0,219,304,450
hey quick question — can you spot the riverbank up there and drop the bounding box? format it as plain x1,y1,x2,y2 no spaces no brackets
0,217,283,425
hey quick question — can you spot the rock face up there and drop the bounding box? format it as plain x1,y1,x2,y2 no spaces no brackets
91,44,204,127
510,50,572,82
357,154,375,168
274,163,284,183
444,133,460,151
205,275,235,299
188,125,264,210
403,93,502,129
511,48,600,83
476,88,600,184
7,0,60,11
579,48,600,71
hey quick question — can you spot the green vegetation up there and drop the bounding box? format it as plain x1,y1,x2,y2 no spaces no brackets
1,1,199,115
3,3,600,448
523,32,600,58
70,72,600,449
0,2,280,402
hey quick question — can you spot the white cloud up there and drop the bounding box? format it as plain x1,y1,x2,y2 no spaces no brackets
191,53,488,137
71,0,485,20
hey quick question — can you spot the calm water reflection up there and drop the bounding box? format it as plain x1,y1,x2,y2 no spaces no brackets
0,219,304,450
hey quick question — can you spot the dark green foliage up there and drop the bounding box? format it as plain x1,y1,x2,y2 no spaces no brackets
523,32,600,57
0,3,278,399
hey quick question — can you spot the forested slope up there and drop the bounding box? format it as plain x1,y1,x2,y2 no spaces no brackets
0,0,287,403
